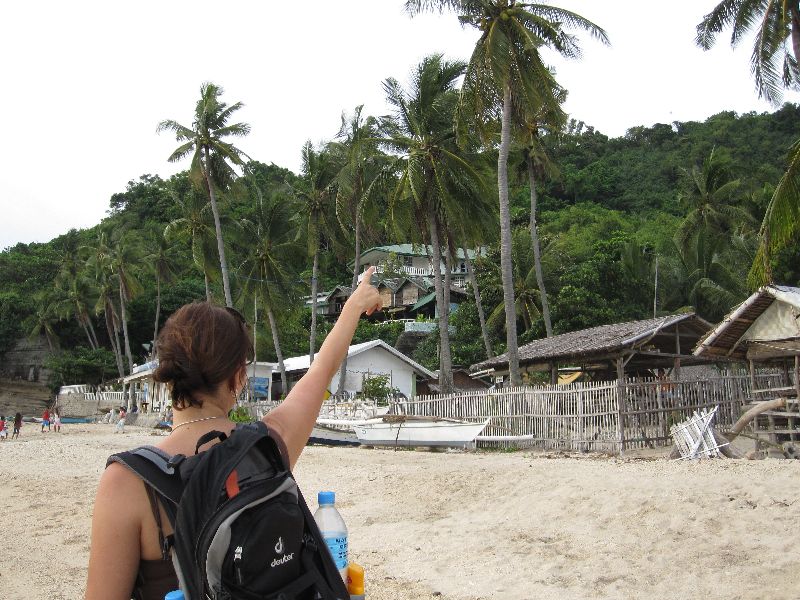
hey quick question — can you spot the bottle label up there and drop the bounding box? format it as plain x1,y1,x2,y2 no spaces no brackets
323,535,348,570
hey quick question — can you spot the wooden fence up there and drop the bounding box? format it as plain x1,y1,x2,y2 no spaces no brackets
401,373,789,453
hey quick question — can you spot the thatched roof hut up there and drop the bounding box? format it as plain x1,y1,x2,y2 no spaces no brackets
694,285,800,362
471,313,713,382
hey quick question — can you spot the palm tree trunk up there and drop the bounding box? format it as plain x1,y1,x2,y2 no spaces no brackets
792,7,800,64
204,271,212,301
106,310,125,378
463,246,493,358
337,215,362,395
87,318,100,350
309,246,319,362
428,209,453,394
202,148,233,307
499,85,522,385
78,315,95,350
118,280,133,373
527,155,553,337
267,308,288,399
152,274,161,355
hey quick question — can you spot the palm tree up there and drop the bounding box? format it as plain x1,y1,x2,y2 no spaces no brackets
381,54,490,393
663,232,753,322
238,189,300,397
674,148,754,251
158,82,250,307
145,233,176,354
515,83,566,338
293,141,339,362
94,274,126,379
54,234,100,349
331,107,387,393
109,238,142,373
165,187,220,300
407,0,608,385
28,295,59,352
487,229,543,334
696,1,800,103
749,139,800,284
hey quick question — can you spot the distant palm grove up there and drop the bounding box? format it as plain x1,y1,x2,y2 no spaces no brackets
2,1,799,395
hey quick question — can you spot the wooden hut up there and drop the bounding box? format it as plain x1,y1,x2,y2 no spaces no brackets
471,313,713,384
694,285,800,445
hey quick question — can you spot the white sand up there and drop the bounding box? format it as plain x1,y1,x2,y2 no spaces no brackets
0,424,798,600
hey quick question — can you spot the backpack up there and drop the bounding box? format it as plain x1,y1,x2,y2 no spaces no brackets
107,421,350,600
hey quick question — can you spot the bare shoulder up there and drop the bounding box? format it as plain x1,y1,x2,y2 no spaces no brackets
96,462,147,509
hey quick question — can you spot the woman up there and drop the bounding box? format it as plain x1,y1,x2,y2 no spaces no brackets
12,412,22,439
85,268,381,600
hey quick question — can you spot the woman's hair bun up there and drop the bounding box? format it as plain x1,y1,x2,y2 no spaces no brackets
152,301,252,410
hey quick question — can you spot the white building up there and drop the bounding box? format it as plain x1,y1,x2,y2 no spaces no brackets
280,340,435,398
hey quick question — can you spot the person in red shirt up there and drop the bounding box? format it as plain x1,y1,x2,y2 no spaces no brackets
41,409,51,432
0,416,7,441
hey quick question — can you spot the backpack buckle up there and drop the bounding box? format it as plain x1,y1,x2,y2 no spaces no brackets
166,454,186,470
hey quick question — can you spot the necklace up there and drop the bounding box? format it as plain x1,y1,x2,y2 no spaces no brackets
171,415,227,431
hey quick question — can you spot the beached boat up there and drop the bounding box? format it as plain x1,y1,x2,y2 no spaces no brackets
352,415,489,448
309,422,360,446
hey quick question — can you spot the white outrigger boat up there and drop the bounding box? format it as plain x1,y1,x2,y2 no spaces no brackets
350,415,490,448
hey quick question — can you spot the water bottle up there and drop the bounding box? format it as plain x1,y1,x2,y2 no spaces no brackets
164,591,184,600
314,491,348,580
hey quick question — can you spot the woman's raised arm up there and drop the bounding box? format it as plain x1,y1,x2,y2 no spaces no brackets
264,267,381,468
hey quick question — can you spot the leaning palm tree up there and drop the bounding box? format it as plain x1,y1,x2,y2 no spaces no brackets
749,140,800,284
94,274,126,379
407,0,608,385
293,141,339,362
381,54,490,394
696,0,800,103
158,82,250,307
28,295,59,352
238,189,300,397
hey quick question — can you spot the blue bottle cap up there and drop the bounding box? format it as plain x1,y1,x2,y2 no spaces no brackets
164,590,185,600
318,491,335,505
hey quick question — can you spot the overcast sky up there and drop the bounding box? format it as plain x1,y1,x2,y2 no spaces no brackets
1,1,797,250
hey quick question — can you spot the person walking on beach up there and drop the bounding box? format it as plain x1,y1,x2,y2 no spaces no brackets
53,410,61,433
85,268,382,600
114,407,126,434
0,416,6,441
41,408,50,432
12,412,22,439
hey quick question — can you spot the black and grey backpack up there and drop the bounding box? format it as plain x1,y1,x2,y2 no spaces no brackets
108,421,349,600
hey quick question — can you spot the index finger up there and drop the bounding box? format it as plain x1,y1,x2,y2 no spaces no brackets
360,266,376,286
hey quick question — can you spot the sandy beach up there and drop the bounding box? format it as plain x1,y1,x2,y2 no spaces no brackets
0,424,798,600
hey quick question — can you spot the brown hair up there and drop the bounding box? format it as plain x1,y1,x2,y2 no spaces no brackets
153,302,253,410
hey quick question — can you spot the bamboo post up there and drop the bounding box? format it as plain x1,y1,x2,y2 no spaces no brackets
550,363,558,385
673,324,681,381
795,355,799,400
616,356,626,454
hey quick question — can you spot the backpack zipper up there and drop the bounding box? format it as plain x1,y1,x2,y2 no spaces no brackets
233,545,243,584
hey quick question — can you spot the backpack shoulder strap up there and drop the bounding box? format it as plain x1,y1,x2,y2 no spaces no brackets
107,446,184,524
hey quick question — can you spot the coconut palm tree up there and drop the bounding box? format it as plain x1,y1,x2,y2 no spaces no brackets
749,139,800,284
674,148,754,252
109,238,142,372
158,82,250,307
696,0,800,103
145,233,177,354
293,141,339,362
54,234,100,349
94,274,126,379
487,229,543,334
238,188,300,397
165,187,220,300
28,295,59,352
330,107,388,393
381,54,490,393
407,0,608,385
